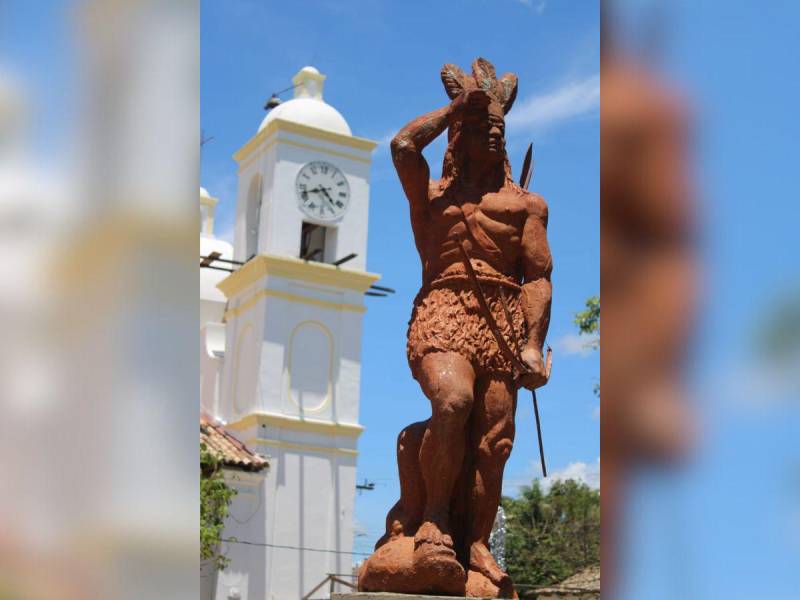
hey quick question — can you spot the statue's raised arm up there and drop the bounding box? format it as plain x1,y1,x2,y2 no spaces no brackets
390,105,447,210
391,88,498,268
391,89,496,209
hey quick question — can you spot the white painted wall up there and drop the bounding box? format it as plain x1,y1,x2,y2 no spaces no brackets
261,135,371,270
234,126,372,271
214,440,358,600
200,199,234,421
218,276,366,426
200,322,226,418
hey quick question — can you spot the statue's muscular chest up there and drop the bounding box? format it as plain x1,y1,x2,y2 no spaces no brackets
428,189,528,247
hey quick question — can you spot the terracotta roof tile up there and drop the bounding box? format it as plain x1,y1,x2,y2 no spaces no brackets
201,414,268,472
532,565,600,597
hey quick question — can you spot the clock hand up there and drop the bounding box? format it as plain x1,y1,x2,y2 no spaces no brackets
305,186,335,215
307,187,331,205
309,187,334,205
319,187,338,207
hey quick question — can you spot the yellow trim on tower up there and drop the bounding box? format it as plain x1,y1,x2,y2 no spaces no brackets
217,252,380,299
237,134,372,174
234,117,377,164
202,215,215,236
223,288,366,321
281,138,372,164
245,438,360,457
228,412,364,437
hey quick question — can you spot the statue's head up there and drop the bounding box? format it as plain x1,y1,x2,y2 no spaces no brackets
459,100,508,164
440,58,518,183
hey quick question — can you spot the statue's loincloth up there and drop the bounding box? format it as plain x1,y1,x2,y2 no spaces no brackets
407,270,527,378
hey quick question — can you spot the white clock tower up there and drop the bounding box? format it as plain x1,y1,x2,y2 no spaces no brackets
214,67,378,600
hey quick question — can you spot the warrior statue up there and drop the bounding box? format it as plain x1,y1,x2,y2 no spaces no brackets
358,58,552,598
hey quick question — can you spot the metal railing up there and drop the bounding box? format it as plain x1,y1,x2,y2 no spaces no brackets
302,573,357,600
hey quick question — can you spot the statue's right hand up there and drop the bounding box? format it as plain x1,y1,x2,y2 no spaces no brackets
451,89,491,117
517,346,552,391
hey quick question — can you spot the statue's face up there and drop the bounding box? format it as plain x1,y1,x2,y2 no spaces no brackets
461,103,506,165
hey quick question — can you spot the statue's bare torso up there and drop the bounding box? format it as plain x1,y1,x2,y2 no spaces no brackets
419,183,546,282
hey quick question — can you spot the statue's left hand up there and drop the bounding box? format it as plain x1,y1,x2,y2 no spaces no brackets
517,346,552,390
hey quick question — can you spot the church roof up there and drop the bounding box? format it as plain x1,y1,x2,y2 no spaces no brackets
201,414,268,472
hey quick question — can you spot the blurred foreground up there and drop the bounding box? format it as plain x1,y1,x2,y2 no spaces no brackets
602,1,800,598
0,2,198,598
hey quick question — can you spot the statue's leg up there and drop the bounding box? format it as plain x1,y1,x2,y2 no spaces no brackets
396,420,427,530
467,375,516,591
375,420,428,549
415,351,475,550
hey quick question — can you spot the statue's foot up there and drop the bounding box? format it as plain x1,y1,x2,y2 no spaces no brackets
469,542,513,596
466,568,517,599
412,536,466,596
359,535,466,596
375,517,405,550
414,520,454,549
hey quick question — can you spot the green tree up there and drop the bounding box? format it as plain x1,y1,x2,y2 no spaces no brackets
575,296,600,395
502,480,600,588
201,442,238,570
757,295,800,362
574,296,600,344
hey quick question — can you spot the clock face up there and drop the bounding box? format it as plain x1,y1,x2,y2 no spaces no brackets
295,161,350,222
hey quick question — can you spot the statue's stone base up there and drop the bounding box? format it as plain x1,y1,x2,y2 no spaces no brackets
333,593,493,600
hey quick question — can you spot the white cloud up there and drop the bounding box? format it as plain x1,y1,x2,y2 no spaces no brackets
374,129,397,148
555,332,599,357
542,457,600,490
514,0,547,13
697,359,800,417
504,457,600,496
592,405,600,420
507,73,599,130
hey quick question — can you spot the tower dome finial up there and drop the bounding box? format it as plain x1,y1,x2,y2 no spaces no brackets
258,66,350,135
292,66,326,101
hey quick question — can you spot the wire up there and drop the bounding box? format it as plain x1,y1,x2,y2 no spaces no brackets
221,538,372,557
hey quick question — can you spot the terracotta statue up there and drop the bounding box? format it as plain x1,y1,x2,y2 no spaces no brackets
358,58,553,598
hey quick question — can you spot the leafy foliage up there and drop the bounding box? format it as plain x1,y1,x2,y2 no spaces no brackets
201,442,238,570
757,295,800,361
502,480,600,588
575,295,600,395
574,296,600,342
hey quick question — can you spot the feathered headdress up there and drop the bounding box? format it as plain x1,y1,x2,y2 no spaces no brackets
438,58,518,186
440,57,518,114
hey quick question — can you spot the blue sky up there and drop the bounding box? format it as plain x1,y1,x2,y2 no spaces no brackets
200,0,600,555
6,0,798,596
